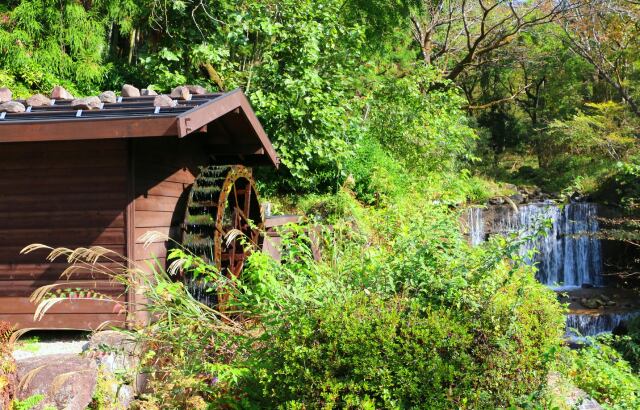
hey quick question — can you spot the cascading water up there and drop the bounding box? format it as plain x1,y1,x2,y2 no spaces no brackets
466,201,634,337
467,207,485,246
469,202,603,288
566,312,640,337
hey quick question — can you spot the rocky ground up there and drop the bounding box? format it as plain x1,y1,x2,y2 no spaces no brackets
558,286,640,315
12,331,89,361
3,330,138,410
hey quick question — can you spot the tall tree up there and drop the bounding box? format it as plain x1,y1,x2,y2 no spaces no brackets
562,0,640,116
408,0,575,82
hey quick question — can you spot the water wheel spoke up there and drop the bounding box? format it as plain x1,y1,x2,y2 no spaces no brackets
233,184,240,211
221,253,246,261
244,184,252,220
183,165,264,308
234,206,251,225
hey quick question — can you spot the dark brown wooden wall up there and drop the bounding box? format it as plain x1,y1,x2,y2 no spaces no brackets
132,135,210,268
0,134,213,329
0,140,129,329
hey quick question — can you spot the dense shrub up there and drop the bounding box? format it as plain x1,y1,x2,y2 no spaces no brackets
570,339,640,409
231,202,566,409
249,294,474,408
26,197,566,409
613,316,640,372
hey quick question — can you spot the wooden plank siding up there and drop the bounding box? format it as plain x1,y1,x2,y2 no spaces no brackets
0,140,129,329
132,135,210,264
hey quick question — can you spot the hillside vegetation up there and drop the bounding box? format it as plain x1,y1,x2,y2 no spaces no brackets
2,0,640,408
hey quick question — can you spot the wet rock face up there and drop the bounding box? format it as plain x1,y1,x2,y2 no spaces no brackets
16,353,97,410
468,202,603,287
509,193,525,204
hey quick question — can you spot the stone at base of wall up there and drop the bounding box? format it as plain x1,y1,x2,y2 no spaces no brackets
16,353,97,410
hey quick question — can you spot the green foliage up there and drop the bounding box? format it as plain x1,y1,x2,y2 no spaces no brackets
232,202,565,409
28,189,566,409
545,102,637,163
612,316,640,372
1,0,481,194
251,294,475,409
11,394,45,410
366,66,478,175
0,0,111,96
344,134,408,204
570,338,640,409
613,155,640,210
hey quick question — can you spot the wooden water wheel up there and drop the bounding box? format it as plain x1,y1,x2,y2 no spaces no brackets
182,165,264,305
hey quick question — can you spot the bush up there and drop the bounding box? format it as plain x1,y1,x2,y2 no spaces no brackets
232,202,566,409
25,187,566,409
344,135,407,205
249,293,474,409
570,338,640,409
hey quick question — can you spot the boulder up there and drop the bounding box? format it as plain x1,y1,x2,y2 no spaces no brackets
50,86,74,100
577,398,603,410
0,87,12,103
580,298,601,309
26,94,52,107
520,185,540,196
98,91,117,104
0,101,25,113
186,85,207,95
170,86,191,100
71,96,101,110
488,197,505,205
509,193,525,204
153,94,174,108
84,330,141,405
570,191,585,203
141,89,158,96
16,354,97,410
121,84,140,97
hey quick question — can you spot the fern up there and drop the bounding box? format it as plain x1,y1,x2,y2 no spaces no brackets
11,394,44,410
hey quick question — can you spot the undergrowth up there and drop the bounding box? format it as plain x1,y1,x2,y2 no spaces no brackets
22,186,570,409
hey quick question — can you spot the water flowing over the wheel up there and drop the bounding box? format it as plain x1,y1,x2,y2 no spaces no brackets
182,165,264,305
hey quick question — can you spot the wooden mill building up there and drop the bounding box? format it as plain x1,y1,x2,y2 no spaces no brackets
0,87,278,329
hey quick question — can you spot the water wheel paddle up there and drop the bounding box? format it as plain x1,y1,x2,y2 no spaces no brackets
182,165,264,305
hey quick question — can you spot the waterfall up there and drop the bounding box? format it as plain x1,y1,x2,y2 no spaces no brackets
566,312,640,337
467,207,485,246
466,201,640,338
469,202,603,287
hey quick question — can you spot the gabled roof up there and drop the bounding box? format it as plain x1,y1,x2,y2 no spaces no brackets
0,88,279,167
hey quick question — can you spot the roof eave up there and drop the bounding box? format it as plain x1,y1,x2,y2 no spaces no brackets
176,89,279,168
